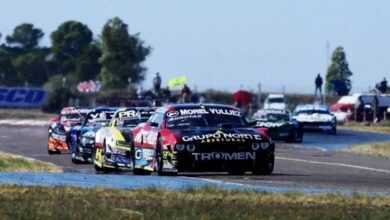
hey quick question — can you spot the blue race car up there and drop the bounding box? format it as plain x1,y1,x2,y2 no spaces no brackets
71,107,118,163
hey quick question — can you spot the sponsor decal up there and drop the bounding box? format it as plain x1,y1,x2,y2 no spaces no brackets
52,133,66,141
135,148,154,160
179,108,209,115
256,122,285,128
88,111,115,122
168,108,241,118
0,87,46,108
167,111,180,117
182,131,262,143
192,152,256,161
133,130,158,145
61,108,90,115
118,110,138,120
167,114,201,122
208,108,241,116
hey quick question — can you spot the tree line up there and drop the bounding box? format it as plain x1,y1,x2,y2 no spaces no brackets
0,17,150,90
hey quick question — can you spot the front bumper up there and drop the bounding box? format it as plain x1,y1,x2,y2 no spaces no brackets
169,143,275,172
300,122,334,131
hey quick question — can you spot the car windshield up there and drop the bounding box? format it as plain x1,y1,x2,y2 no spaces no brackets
296,109,329,115
268,98,285,103
84,112,114,127
60,114,84,123
118,118,148,127
254,113,289,122
165,108,247,129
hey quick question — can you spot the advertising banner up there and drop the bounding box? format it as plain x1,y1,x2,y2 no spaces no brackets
0,87,46,108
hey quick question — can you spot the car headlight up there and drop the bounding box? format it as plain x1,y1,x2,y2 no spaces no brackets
81,137,95,145
261,142,269,150
251,142,260,151
175,144,185,151
186,144,196,152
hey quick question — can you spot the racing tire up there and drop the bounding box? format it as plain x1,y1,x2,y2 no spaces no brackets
155,137,164,175
330,126,337,135
228,170,247,175
94,164,103,173
252,156,274,175
154,137,178,176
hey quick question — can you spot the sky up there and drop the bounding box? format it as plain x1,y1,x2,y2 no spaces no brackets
1,0,389,93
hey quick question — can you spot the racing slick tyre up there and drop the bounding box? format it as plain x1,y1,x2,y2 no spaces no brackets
330,125,337,135
154,137,177,176
252,156,274,175
287,129,302,143
228,170,247,175
155,137,164,175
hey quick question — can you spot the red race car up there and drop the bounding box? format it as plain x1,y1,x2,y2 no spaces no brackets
132,104,275,175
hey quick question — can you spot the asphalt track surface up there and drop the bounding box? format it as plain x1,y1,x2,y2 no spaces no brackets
1,124,390,193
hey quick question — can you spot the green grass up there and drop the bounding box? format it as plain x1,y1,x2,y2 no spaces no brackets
0,108,56,120
340,122,390,134
0,151,62,172
343,142,390,158
0,185,389,219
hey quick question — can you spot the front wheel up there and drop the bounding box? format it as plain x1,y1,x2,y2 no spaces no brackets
155,137,164,175
252,156,274,175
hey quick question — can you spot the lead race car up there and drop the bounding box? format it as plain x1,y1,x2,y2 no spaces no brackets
292,104,337,135
71,107,117,163
47,107,89,154
251,109,303,143
132,104,275,175
94,107,155,173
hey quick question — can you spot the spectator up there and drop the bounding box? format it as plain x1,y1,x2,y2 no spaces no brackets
163,86,171,99
153,72,162,93
315,73,323,97
180,84,191,103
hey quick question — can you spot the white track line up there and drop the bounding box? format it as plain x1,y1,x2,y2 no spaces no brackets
276,156,390,174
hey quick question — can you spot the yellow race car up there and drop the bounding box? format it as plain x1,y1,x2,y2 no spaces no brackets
94,107,155,173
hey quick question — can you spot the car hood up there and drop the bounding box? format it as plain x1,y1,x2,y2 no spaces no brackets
171,127,266,143
293,113,334,122
254,120,290,128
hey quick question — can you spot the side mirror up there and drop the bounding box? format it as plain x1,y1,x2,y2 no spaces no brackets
50,117,58,123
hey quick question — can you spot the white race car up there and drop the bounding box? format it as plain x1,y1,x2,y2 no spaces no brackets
292,104,336,135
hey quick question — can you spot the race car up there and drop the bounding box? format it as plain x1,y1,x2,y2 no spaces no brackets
292,104,337,135
94,107,155,173
131,104,275,175
251,109,303,142
71,107,117,163
47,107,89,154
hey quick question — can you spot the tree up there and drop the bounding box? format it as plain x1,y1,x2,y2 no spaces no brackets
99,17,151,90
6,23,44,49
0,48,16,86
326,46,353,96
12,53,48,87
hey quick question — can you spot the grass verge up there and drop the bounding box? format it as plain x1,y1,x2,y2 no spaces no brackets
0,185,389,219
340,122,390,134
0,151,62,172
0,108,56,120
343,142,390,158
